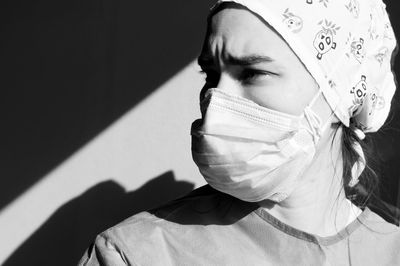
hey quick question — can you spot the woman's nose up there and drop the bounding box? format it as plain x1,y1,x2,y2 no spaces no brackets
217,73,242,96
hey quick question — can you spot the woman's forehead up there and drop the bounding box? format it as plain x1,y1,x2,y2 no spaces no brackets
202,8,294,65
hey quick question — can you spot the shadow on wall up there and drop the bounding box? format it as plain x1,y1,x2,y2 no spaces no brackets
4,171,194,266
0,0,214,209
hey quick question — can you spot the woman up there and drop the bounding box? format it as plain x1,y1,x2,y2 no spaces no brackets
79,0,400,265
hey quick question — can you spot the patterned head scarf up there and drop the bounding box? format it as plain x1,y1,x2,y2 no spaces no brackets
210,0,397,134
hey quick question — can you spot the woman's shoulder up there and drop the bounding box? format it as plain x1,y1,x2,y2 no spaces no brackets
78,185,257,265
101,185,251,239
106,185,254,236
352,207,400,255
362,207,400,234
111,185,231,225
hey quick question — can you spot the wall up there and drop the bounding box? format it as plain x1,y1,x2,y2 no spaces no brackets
1,0,213,264
1,1,400,265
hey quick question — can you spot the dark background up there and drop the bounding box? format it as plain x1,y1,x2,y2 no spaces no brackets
1,1,400,265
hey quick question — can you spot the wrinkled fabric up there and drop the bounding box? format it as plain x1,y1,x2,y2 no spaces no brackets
79,186,400,266
211,0,397,133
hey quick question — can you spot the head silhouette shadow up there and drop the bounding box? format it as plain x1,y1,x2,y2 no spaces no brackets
4,171,194,266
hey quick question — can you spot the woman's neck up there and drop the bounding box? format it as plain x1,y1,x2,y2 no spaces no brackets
258,126,360,237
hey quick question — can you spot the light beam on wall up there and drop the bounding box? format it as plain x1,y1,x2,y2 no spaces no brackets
0,61,206,263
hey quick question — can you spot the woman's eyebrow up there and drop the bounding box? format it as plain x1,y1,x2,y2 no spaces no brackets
197,53,274,67
227,54,274,66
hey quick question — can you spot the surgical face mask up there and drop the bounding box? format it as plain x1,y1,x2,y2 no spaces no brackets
191,88,330,202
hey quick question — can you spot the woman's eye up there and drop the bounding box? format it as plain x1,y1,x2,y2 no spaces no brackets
240,69,270,83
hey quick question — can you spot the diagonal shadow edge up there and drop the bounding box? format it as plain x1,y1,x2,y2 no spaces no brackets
1,0,215,210
0,59,204,264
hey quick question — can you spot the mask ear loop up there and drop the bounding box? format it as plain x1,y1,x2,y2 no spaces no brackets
302,89,337,144
303,90,323,143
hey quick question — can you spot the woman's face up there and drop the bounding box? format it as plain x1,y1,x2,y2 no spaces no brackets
198,7,319,115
